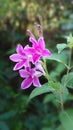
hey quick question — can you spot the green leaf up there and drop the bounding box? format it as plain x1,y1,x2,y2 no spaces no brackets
6,48,16,55
47,52,67,67
59,109,73,130
61,23,73,30
56,125,64,130
61,72,73,88
0,110,17,120
43,94,54,103
67,33,73,44
0,100,6,111
0,121,9,130
68,93,73,100
29,83,55,100
65,34,73,48
53,88,69,104
55,64,66,74
42,128,52,130
49,81,61,89
56,43,67,53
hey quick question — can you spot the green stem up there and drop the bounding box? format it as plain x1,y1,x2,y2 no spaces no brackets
60,48,72,111
63,48,72,92
43,59,49,81
70,66,73,69
60,92,64,111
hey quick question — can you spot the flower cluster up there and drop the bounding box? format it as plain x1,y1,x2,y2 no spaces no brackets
9,24,51,89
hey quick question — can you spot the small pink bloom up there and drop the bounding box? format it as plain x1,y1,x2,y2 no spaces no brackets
35,61,45,74
29,37,51,63
19,67,43,89
9,44,30,71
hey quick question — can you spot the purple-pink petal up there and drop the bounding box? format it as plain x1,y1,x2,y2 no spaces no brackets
38,37,45,50
21,77,32,89
33,54,40,63
9,54,21,62
25,47,35,55
35,62,45,74
13,61,25,71
24,45,29,50
29,37,37,47
42,49,51,57
34,71,43,77
16,44,24,54
19,69,29,78
24,60,30,67
26,67,31,72
33,76,41,87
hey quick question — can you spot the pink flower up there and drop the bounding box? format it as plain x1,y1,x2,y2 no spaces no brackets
19,67,43,89
9,24,52,90
35,61,45,74
29,37,51,63
9,44,30,71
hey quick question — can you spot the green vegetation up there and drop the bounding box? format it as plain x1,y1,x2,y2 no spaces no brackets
0,0,73,130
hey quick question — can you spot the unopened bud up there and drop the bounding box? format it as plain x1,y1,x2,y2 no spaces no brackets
27,29,35,38
34,23,43,37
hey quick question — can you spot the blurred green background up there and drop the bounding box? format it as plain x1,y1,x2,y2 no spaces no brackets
0,0,73,130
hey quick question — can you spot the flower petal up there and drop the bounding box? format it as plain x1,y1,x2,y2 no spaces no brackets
33,54,40,63
16,44,25,56
29,37,37,47
34,71,43,77
19,69,29,78
38,37,45,50
33,77,41,87
25,47,35,55
21,77,32,89
9,54,21,62
42,49,51,57
35,62,45,74
24,60,30,67
13,61,25,70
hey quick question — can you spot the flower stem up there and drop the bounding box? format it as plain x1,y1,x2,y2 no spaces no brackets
60,48,72,111
43,59,49,81
60,92,64,111
63,48,72,92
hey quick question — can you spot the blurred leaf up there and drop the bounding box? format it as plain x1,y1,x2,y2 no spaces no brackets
0,111,17,120
0,74,7,83
24,114,39,130
61,23,73,30
29,83,55,100
59,109,73,130
55,64,66,74
0,60,8,70
49,81,61,90
61,72,73,88
56,43,67,53
43,94,54,103
0,121,9,130
66,33,73,43
0,100,6,111
56,125,64,130
68,93,73,100
47,52,68,67
52,88,69,107
15,33,24,41
15,122,22,130
67,33,73,48
42,128,52,130
4,68,18,79
6,48,16,55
